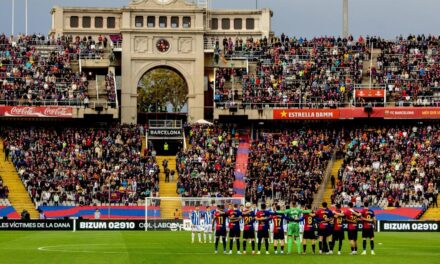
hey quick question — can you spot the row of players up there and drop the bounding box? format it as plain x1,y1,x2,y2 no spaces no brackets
190,201,376,255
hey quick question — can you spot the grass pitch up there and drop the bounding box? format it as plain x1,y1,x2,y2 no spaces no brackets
0,231,438,264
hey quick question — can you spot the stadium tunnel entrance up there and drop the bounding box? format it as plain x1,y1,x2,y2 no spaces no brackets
148,139,183,156
137,66,189,125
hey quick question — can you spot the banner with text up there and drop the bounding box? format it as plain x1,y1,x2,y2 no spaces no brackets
76,220,184,231
355,89,385,98
148,128,182,137
0,220,73,230
273,109,340,119
2,106,73,118
379,221,439,232
274,107,440,120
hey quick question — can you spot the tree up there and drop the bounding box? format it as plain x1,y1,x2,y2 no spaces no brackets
137,68,188,113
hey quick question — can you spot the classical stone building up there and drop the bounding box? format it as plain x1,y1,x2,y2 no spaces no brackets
50,0,272,124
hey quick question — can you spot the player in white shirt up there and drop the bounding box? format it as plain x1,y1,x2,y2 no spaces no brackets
203,206,214,243
191,206,202,243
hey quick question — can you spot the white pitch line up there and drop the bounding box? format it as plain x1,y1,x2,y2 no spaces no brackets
37,244,211,255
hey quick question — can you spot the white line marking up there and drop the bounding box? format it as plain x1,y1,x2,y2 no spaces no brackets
37,244,211,255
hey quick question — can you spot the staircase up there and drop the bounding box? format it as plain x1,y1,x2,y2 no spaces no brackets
155,156,181,219
142,136,146,157
362,48,381,84
420,196,440,220
233,130,250,198
248,62,258,75
322,158,344,204
0,140,39,219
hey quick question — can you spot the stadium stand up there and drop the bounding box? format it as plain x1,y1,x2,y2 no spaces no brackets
175,124,239,197
0,34,116,108
1,125,159,207
246,127,341,206
214,35,440,109
331,125,439,209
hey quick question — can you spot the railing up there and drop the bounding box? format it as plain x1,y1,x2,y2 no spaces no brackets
111,41,123,51
149,120,183,129
0,99,112,109
214,98,440,109
95,75,100,103
112,73,119,109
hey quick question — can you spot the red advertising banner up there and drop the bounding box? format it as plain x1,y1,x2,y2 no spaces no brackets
273,109,340,119
0,106,4,116
2,106,73,118
383,107,440,119
274,107,440,120
355,89,385,98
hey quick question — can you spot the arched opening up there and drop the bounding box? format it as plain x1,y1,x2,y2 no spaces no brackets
137,66,188,114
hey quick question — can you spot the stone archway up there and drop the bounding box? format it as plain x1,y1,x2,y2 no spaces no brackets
137,66,188,113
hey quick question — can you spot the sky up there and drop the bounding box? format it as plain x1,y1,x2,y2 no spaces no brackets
1,0,440,39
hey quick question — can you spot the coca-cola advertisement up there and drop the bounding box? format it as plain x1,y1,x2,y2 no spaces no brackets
2,106,73,118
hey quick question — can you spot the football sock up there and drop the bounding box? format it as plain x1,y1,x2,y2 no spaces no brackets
264,238,269,251
192,232,195,243
274,246,277,252
243,241,247,251
363,240,367,251
303,244,307,253
319,241,323,251
229,239,233,250
281,245,284,252
258,238,262,251
288,238,293,253
215,237,219,250
198,233,201,242
370,240,374,250
251,240,255,251
312,244,316,253
296,237,301,253
236,239,240,251
222,237,226,251
330,240,334,251
203,233,206,242
338,240,343,251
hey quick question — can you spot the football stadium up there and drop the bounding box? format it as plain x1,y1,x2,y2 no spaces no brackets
0,0,439,263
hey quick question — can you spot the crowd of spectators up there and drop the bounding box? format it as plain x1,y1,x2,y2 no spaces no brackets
374,34,440,106
0,176,9,199
105,72,117,106
1,123,439,210
214,67,247,107
2,125,159,206
0,34,112,106
175,124,238,197
213,34,440,108
332,125,440,208
246,128,340,206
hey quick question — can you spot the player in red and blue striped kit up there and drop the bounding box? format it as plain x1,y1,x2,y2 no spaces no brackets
227,204,242,254
361,202,376,255
302,205,317,254
315,202,334,254
330,203,345,255
255,204,273,255
213,205,227,254
241,202,256,255
271,205,296,254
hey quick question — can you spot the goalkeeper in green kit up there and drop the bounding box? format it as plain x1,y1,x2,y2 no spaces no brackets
276,202,311,254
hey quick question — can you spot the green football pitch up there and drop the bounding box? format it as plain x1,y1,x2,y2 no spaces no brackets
0,232,438,264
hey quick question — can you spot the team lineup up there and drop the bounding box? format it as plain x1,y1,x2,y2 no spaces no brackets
190,202,376,255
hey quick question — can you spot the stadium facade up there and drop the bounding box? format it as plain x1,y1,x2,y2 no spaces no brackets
49,0,272,124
